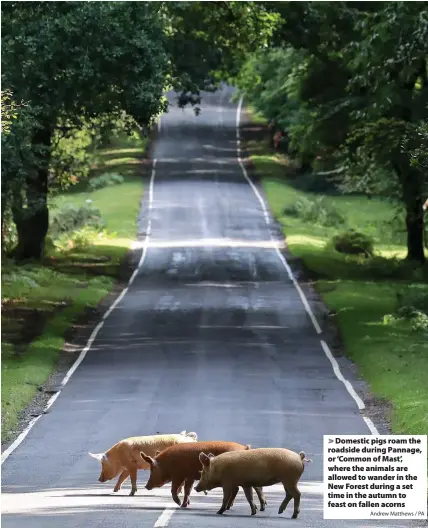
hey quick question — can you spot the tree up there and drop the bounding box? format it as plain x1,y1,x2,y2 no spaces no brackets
344,2,428,262
237,1,428,262
1,1,168,260
162,1,279,108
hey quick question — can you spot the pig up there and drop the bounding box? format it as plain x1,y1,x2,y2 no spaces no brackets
141,441,266,510
88,430,197,496
194,447,312,519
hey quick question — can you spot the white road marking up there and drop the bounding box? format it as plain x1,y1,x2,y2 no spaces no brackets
198,325,289,329
236,95,380,436
320,340,365,410
0,153,158,467
154,508,176,528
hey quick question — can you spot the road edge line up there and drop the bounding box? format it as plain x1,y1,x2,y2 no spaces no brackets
236,95,380,436
1,157,158,466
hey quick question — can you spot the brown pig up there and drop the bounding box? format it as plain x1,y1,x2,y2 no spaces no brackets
194,447,312,519
141,441,266,510
88,430,197,496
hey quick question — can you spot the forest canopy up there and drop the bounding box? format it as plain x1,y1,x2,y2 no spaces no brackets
1,1,427,262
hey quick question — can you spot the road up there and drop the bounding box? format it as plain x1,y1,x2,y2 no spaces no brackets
1,86,424,528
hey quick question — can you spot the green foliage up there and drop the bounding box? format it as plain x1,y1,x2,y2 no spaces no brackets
358,256,426,281
332,230,374,258
1,2,169,127
53,226,104,252
49,204,104,238
397,285,428,315
50,122,98,190
1,89,22,135
164,1,279,109
1,1,169,258
407,121,428,171
88,173,125,191
284,196,346,227
384,284,428,333
237,1,428,261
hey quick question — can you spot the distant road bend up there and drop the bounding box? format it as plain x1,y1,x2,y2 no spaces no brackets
1,86,423,528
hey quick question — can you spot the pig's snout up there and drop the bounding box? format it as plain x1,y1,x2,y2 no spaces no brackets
194,485,201,492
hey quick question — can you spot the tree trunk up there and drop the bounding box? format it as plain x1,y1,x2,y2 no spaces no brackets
395,163,426,263
13,123,52,262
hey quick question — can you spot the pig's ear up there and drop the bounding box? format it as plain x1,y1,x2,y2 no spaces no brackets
88,452,106,462
140,451,155,465
179,430,187,435
155,450,161,456
199,452,211,467
208,453,215,459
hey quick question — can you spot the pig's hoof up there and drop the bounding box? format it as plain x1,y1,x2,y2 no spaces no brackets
216,509,225,515
291,512,299,519
129,490,136,497
113,488,120,493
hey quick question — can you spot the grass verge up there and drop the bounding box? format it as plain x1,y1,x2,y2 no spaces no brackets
245,126,428,437
1,131,148,443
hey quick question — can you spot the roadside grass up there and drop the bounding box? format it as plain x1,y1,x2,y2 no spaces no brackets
1,132,148,442
246,133,428,437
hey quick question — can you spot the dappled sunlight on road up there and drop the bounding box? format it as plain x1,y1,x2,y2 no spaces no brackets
133,238,285,250
1,481,323,517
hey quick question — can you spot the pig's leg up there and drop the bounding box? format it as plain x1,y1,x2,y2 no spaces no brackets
129,467,138,496
243,486,258,515
278,485,294,516
217,485,236,514
254,487,267,511
113,470,129,492
225,486,239,510
181,479,194,508
290,486,301,519
171,478,183,506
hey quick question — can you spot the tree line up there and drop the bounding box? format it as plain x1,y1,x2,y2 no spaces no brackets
2,1,427,263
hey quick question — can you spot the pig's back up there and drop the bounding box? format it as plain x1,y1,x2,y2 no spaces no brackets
213,448,305,484
118,434,190,469
159,441,247,480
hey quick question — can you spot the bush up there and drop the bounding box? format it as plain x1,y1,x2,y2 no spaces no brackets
332,230,374,257
50,122,99,189
358,256,423,280
50,203,104,238
397,285,428,314
383,284,428,333
88,172,125,191
283,196,346,227
53,226,105,252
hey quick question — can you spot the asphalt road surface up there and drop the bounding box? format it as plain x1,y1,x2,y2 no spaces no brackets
1,86,424,528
